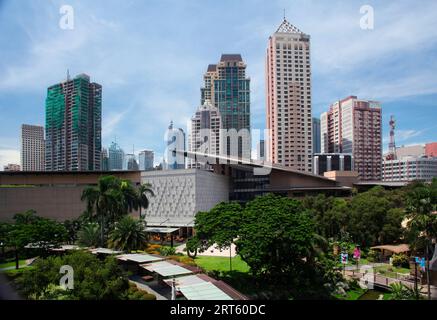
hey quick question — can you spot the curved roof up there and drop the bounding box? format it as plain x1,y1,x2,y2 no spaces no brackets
370,244,410,254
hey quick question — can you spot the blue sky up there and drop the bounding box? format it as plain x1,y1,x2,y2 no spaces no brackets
1,0,437,168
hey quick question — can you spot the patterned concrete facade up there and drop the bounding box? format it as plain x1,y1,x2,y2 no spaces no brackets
141,169,229,227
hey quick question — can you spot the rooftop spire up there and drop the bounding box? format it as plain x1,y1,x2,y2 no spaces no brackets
276,18,303,34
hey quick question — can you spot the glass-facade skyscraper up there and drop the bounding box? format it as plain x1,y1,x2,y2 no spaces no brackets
200,54,251,158
45,73,102,171
108,141,124,170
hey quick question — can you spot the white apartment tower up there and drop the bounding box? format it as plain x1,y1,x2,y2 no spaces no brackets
21,124,45,171
188,100,222,168
266,18,312,172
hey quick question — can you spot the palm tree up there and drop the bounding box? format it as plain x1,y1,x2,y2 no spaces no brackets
137,183,154,220
108,216,148,253
77,223,100,247
81,176,121,247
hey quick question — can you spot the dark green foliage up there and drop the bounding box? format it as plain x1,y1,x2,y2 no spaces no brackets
391,253,410,268
108,216,147,252
15,251,150,300
77,223,100,247
190,202,243,253
158,246,176,256
304,187,406,248
81,176,153,247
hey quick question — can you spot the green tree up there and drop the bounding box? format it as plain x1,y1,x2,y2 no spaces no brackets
237,194,315,279
13,209,38,225
137,183,154,220
16,251,134,300
6,215,67,269
188,202,242,270
405,180,437,300
108,216,147,252
77,223,100,248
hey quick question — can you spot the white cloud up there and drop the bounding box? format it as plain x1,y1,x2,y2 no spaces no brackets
0,149,20,170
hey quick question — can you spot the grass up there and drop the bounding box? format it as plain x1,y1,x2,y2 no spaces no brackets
334,288,367,300
374,265,410,278
0,260,27,269
194,255,250,273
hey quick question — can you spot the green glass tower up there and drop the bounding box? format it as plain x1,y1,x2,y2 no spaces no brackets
45,73,102,171
200,54,251,158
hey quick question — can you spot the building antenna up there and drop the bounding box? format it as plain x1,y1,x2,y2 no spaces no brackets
67,69,71,81
283,8,286,21
386,115,397,160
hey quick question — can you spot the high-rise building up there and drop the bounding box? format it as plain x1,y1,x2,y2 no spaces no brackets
266,18,312,172
101,148,109,171
320,96,382,181
312,118,321,154
45,73,102,171
108,142,124,170
3,164,21,171
188,100,222,168
124,153,139,171
425,142,437,157
165,121,186,170
139,150,154,171
21,124,45,171
201,54,251,158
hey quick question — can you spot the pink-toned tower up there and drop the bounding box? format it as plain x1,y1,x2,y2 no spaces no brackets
266,18,312,172
320,96,382,181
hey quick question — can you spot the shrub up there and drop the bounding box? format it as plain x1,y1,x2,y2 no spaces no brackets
392,253,410,268
367,249,380,262
158,246,176,256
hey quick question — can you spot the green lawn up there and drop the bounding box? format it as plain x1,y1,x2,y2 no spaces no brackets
334,288,366,300
194,255,250,273
0,260,27,269
374,265,410,278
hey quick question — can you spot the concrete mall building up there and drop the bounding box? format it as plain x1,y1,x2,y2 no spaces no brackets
0,152,351,233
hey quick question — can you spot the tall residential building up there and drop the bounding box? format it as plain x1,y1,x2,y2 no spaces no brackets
139,150,154,171
124,154,139,171
101,148,109,171
312,118,321,154
21,124,45,171
320,96,382,181
425,142,437,157
266,18,312,172
108,141,124,170
3,164,21,171
188,100,222,168
165,121,186,170
45,73,102,171
200,54,251,158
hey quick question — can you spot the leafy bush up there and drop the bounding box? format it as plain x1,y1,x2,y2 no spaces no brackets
14,251,143,300
391,253,410,268
158,246,176,256
367,249,380,262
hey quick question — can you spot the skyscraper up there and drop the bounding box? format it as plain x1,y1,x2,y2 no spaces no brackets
312,118,321,154
45,73,102,171
188,100,222,168
101,148,109,171
139,150,154,171
124,153,139,171
320,96,382,181
165,121,186,170
201,54,251,158
266,18,312,172
108,141,124,170
21,124,45,171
